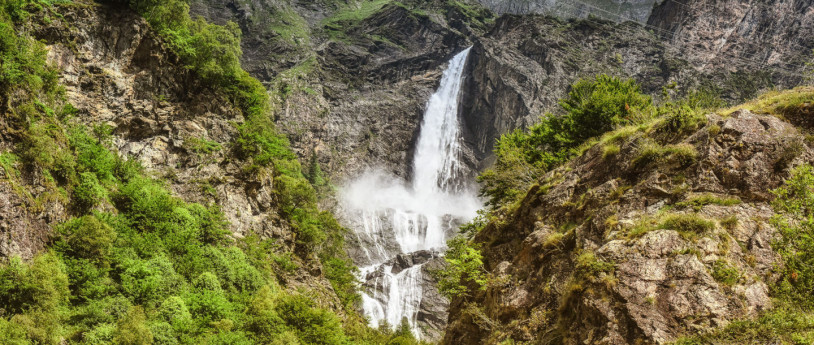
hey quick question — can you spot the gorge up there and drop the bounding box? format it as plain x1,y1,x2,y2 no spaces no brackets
0,0,813,344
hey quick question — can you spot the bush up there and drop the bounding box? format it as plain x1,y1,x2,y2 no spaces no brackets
772,164,814,299
0,252,69,314
480,75,653,208
436,236,488,299
114,306,154,345
59,215,116,264
276,294,349,345
73,172,106,210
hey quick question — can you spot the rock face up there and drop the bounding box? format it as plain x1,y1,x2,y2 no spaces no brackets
443,109,812,344
2,0,342,305
460,15,691,168
476,0,657,22
648,0,814,92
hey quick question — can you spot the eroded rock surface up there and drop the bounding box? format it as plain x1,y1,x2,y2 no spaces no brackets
443,110,810,344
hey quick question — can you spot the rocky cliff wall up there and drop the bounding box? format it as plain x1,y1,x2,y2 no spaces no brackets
443,98,814,344
476,0,657,22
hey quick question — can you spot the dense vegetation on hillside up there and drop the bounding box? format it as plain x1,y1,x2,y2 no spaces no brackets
0,0,430,343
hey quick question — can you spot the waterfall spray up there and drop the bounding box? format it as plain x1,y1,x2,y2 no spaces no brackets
341,47,480,338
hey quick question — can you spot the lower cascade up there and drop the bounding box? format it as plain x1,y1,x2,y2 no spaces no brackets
341,47,481,338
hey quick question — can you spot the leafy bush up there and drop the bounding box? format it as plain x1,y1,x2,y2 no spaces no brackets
436,236,488,299
74,172,106,210
0,252,69,314
58,215,116,265
480,75,653,208
276,294,350,345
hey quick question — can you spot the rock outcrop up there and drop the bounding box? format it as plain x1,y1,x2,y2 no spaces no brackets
443,107,813,344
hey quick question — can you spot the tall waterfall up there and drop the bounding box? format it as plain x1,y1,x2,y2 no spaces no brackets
341,47,480,338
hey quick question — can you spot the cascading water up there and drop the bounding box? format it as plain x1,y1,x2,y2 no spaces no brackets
341,47,481,338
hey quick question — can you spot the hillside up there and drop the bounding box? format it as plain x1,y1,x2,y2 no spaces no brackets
442,85,814,344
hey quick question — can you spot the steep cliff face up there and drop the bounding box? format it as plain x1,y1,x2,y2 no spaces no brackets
442,94,814,344
648,0,814,92
459,15,695,169
476,0,657,22
460,2,814,169
190,0,492,180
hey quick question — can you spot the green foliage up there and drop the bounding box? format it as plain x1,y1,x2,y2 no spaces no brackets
0,252,69,314
632,140,697,170
672,301,814,345
114,306,154,345
771,164,814,300
276,294,350,345
660,214,715,239
480,75,653,208
436,236,488,299
58,215,115,265
74,172,106,210
710,259,740,286
675,194,741,211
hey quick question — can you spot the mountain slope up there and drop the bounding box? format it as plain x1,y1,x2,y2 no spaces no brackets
442,86,814,344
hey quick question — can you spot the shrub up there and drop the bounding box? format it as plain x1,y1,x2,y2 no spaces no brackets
276,294,349,345
771,164,814,299
0,252,69,314
481,75,653,208
73,172,106,210
436,236,488,299
710,259,740,286
114,306,153,345
560,74,652,142
59,215,116,264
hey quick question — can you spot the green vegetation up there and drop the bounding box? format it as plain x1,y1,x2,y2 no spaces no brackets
720,86,814,119
771,164,814,299
710,259,740,286
631,140,697,170
0,1,428,344
675,194,742,211
479,75,654,208
436,236,488,299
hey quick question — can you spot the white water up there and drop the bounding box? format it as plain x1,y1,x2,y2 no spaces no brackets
341,47,481,338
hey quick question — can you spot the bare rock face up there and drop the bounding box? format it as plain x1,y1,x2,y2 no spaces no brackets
476,0,657,23
443,110,810,344
648,0,814,93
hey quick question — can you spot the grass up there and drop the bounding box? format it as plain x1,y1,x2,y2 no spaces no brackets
672,301,814,345
628,213,715,240
268,7,310,47
710,259,741,286
719,86,814,118
323,0,392,36
675,193,741,211
632,140,697,169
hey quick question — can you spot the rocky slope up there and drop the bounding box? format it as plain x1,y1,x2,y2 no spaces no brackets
11,0,340,303
442,92,814,344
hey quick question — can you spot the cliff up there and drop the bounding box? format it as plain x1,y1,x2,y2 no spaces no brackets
442,87,814,344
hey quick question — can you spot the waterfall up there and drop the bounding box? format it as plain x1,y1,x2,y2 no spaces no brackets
341,47,480,338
